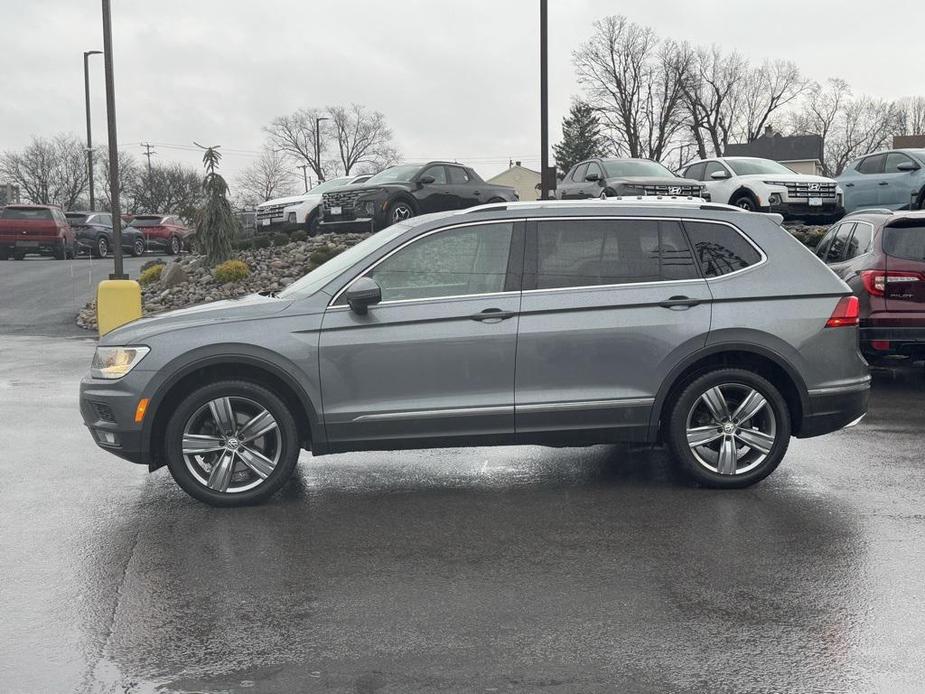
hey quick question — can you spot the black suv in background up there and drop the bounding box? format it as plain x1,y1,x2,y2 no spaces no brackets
319,161,519,232
66,211,146,259
557,158,707,200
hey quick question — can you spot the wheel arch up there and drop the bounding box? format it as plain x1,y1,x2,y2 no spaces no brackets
389,193,418,214
144,350,323,471
730,186,760,205
649,343,809,442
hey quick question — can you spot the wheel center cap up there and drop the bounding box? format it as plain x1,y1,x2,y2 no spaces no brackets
722,422,735,435
226,437,240,450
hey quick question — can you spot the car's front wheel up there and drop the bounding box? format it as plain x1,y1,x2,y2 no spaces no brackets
387,200,414,226
93,235,110,259
130,237,146,257
167,235,181,255
306,210,320,237
731,193,758,212
666,368,791,488
164,380,301,506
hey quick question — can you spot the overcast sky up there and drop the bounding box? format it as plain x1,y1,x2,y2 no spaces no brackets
4,0,924,184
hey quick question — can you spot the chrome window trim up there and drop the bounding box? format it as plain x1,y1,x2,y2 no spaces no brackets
328,218,523,307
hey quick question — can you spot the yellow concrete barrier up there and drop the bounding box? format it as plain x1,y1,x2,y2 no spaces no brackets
97,279,142,337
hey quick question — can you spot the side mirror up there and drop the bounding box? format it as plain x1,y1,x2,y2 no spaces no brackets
345,276,381,315
585,172,600,182
710,170,730,180
897,161,920,172
418,175,436,185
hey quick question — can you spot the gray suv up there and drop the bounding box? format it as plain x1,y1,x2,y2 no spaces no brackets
80,201,870,506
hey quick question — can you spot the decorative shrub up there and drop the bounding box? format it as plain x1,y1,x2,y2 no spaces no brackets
309,244,342,267
253,235,271,249
139,263,165,286
233,238,255,250
290,230,308,243
213,259,250,283
272,232,290,247
788,226,828,249
140,258,166,274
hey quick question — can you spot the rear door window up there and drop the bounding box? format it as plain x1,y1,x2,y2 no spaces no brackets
683,221,762,277
883,224,925,260
826,223,855,263
857,155,885,174
845,222,873,260
528,219,698,290
447,166,470,184
815,228,837,260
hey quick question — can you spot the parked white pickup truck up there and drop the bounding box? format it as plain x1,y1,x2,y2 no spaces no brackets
255,174,372,236
681,157,844,222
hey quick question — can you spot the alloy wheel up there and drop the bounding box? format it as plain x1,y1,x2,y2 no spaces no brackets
181,396,281,494
391,204,412,223
734,197,755,211
97,236,109,258
684,383,777,475
171,236,181,254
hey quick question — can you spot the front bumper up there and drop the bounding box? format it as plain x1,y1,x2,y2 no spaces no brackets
769,200,844,218
797,379,870,438
318,216,379,233
255,218,300,234
79,372,155,465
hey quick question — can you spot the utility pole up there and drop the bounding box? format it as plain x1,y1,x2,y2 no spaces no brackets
297,164,309,193
315,116,329,183
101,0,126,279
539,0,549,200
140,142,157,177
83,50,103,210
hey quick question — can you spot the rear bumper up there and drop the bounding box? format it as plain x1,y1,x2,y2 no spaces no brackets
860,326,925,358
797,380,870,438
0,236,64,254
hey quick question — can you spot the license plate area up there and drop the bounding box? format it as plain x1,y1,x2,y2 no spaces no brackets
809,198,822,207
329,206,343,216
16,240,39,248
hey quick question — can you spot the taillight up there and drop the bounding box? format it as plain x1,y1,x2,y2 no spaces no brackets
860,269,923,297
826,296,859,328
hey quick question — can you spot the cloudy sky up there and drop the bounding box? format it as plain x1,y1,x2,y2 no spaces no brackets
4,0,924,184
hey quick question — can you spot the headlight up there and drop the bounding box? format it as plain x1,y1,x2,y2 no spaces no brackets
91,346,150,380
620,184,645,194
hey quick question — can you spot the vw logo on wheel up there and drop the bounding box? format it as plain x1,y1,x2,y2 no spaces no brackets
669,186,682,195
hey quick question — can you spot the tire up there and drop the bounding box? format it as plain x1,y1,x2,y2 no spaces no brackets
130,237,146,257
666,368,791,489
386,200,415,227
0,248,9,260
917,191,925,211
92,235,110,259
167,235,181,256
53,240,67,260
13,250,25,260
164,380,301,507
306,210,320,237
731,193,758,212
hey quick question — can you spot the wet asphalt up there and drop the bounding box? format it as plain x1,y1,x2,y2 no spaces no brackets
2,256,925,692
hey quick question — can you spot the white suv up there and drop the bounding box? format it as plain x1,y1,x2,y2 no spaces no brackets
255,174,372,236
681,157,844,221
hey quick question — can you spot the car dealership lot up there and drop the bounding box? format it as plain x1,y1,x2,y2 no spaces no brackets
2,324,925,690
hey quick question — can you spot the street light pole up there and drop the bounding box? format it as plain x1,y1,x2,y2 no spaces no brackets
315,116,329,183
297,164,309,193
83,50,103,210
539,0,549,200
101,0,126,279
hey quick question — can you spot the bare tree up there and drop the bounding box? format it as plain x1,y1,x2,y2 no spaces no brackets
328,104,399,174
573,16,689,161
133,162,202,219
679,44,746,158
234,148,296,205
97,149,142,213
0,134,90,208
264,107,329,181
895,96,925,136
741,60,808,142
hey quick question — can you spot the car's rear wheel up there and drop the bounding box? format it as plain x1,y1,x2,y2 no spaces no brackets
0,247,9,260
667,368,791,488
164,380,301,506
387,200,414,226
93,235,110,259
167,235,181,255
13,250,25,260
53,240,67,260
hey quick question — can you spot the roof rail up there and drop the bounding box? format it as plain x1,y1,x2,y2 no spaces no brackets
463,196,720,215
843,208,893,218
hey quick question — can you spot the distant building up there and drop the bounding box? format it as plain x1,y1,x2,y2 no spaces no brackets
487,161,541,201
724,128,824,175
0,183,21,205
893,135,925,149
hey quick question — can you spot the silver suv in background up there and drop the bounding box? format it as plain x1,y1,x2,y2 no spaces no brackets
80,200,870,506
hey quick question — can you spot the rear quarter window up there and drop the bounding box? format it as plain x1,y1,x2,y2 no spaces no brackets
883,224,925,261
683,221,762,277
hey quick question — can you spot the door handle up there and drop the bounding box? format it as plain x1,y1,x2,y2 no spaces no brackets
658,296,702,309
473,191,481,196
879,181,889,186
845,183,854,187
470,308,515,322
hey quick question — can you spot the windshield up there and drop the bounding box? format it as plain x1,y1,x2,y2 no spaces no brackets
307,177,352,194
602,160,675,178
278,220,418,299
2,207,53,220
727,158,795,176
363,165,422,185
129,216,165,227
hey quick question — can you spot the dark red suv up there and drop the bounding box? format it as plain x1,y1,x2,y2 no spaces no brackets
816,209,925,361
128,214,191,255
0,204,76,260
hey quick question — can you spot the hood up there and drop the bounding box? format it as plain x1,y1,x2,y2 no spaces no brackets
735,173,836,184
101,293,291,344
323,183,412,196
258,193,320,208
610,176,703,187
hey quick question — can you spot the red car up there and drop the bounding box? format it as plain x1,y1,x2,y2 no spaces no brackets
0,204,76,260
128,214,192,255
816,209,925,361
